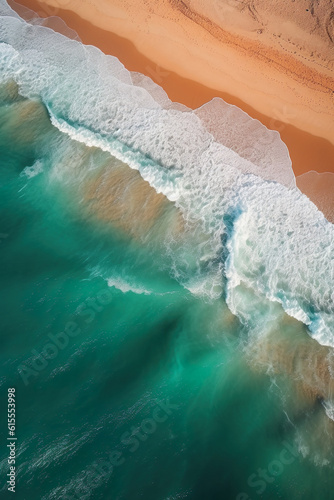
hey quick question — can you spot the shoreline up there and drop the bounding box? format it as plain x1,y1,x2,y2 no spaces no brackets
8,0,334,222
10,0,334,180
10,0,334,141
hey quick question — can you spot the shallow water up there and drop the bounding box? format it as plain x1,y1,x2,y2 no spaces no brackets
0,2,334,499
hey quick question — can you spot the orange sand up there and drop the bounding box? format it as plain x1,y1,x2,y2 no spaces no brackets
12,0,334,143
11,0,334,181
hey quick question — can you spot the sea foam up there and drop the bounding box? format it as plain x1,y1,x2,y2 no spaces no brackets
0,0,333,346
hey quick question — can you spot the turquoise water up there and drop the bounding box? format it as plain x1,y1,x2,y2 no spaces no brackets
1,2,334,499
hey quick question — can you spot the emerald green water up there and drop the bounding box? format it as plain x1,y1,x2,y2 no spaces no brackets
0,85,333,500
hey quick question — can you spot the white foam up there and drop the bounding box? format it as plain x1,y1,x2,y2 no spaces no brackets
225,178,334,346
1,1,333,347
20,158,43,178
0,0,20,18
6,0,81,40
107,277,151,295
323,401,334,422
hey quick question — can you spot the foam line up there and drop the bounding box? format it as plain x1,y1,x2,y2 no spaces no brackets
1,0,333,347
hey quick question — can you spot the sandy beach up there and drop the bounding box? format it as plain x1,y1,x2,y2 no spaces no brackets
10,0,334,219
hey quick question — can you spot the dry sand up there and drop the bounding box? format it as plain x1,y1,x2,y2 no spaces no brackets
12,0,334,141
9,0,334,220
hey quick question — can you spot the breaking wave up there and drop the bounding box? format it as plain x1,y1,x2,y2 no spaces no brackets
0,0,333,349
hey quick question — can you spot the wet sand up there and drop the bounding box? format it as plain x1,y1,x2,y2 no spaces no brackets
296,172,334,223
11,0,334,181
9,0,334,227
13,0,334,141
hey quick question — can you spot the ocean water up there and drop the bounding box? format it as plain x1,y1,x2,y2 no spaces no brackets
0,1,334,499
